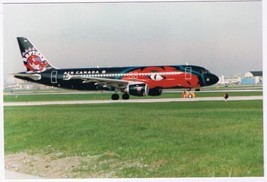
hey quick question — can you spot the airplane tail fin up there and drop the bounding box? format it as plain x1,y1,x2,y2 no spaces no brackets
17,37,55,72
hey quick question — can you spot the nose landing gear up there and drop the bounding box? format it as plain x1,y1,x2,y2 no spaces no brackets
182,91,195,98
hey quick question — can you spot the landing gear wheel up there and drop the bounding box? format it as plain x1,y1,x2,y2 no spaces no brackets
111,94,119,100
122,93,130,100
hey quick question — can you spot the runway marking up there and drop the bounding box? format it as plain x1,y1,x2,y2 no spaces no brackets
3,96,263,106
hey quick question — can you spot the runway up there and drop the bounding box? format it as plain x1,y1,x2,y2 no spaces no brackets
4,96,263,106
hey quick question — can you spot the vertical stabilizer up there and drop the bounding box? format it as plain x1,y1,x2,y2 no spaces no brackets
17,37,55,72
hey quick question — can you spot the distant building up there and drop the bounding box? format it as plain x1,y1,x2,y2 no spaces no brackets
241,71,263,85
218,75,241,85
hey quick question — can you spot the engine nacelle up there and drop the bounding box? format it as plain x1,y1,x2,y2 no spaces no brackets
148,88,162,96
127,83,149,96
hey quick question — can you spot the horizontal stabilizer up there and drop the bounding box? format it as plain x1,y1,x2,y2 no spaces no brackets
14,73,41,81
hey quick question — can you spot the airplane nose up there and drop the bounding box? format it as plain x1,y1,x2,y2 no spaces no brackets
205,74,219,86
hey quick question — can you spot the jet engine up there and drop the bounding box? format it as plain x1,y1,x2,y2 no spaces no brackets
148,88,162,96
126,83,149,96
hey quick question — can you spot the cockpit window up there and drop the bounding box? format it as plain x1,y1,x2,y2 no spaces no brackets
201,69,210,74
200,68,210,74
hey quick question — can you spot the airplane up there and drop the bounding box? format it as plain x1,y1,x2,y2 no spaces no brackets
14,37,219,100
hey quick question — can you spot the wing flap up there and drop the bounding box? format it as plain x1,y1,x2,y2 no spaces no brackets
67,75,143,89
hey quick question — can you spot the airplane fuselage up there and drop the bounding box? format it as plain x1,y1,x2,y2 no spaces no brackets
15,37,219,100
16,65,218,92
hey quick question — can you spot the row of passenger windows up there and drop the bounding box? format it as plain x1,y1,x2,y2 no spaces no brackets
71,72,184,77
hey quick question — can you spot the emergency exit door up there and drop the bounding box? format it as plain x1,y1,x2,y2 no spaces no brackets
51,71,58,83
185,67,192,80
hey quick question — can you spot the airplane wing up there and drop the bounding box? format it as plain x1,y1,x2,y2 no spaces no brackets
66,75,143,89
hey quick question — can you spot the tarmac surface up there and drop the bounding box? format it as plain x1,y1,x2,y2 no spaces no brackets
4,96,263,106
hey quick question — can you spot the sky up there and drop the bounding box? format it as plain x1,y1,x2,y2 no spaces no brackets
2,1,262,82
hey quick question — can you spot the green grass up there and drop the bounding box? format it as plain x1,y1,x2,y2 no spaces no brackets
3,91,262,102
4,101,263,177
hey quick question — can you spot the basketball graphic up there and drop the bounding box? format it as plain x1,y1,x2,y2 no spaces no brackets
22,48,51,72
25,55,48,72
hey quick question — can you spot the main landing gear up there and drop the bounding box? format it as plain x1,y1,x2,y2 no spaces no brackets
122,93,130,100
111,93,130,100
111,93,119,100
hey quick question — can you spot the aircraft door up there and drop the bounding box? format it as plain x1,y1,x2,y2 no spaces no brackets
51,71,58,83
185,67,192,80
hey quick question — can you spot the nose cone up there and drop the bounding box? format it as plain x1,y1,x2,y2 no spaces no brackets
205,74,219,86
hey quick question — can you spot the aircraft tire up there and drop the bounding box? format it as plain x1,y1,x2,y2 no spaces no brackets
111,94,120,100
122,93,130,100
